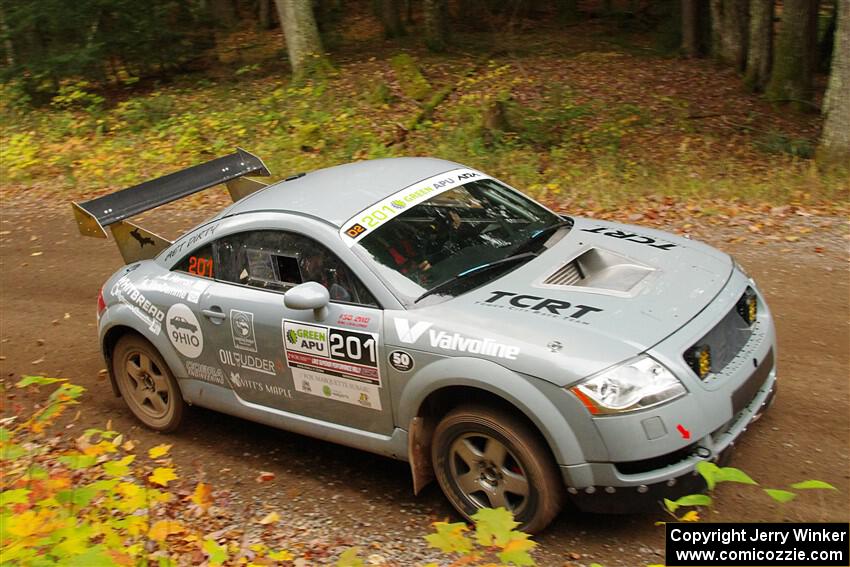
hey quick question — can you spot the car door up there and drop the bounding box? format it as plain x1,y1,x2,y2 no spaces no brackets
199,229,393,435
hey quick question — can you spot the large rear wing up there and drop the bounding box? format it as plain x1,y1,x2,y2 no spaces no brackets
72,148,271,263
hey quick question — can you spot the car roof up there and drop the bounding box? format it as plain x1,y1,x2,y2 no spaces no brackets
220,157,463,227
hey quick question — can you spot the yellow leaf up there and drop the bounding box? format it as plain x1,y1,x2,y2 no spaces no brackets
268,550,294,561
83,440,118,456
191,482,213,511
148,467,178,486
259,511,280,525
148,443,172,459
122,440,136,452
149,519,185,542
681,510,700,522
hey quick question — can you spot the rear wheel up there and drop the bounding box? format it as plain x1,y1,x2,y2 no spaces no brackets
112,334,184,432
431,405,563,533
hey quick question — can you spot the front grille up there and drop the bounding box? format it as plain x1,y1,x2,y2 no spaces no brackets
685,288,758,379
731,348,773,416
543,261,583,286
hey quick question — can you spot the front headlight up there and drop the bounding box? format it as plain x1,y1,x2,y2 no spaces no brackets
569,356,687,415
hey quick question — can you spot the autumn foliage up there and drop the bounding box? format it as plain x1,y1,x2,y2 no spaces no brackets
0,376,541,566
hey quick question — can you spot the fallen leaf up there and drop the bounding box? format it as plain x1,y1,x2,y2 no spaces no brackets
31,358,44,365
784,235,799,242
191,482,214,512
256,471,275,482
148,443,172,459
149,467,178,486
30,251,42,256
149,519,185,542
63,313,71,319
259,511,280,525
681,510,700,522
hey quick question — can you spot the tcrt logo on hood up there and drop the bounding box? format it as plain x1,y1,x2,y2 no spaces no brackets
479,291,603,321
580,226,677,250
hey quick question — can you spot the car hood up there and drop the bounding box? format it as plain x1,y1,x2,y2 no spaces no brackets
389,217,732,387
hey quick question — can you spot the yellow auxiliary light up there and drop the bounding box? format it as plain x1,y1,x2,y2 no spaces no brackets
685,344,712,380
737,289,758,325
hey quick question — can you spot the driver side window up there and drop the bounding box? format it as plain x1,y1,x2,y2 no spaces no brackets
214,230,378,307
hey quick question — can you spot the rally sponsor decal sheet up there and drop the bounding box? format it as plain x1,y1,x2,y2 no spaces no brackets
282,320,383,411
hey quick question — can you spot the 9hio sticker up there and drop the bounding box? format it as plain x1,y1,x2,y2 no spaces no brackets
166,303,203,358
339,168,488,246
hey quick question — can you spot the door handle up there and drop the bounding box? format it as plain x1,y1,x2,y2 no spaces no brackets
202,308,226,321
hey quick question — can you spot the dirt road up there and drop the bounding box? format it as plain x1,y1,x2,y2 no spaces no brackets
1,207,848,566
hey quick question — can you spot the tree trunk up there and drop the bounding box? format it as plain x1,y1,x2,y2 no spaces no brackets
766,0,816,108
274,0,327,78
818,0,849,167
376,0,406,38
743,0,773,90
259,0,274,29
807,0,820,78
682,0,700,56
714,0,749,70
818,1,837,72
404,0,414,24
0,2,14,67
209,0,237,27
423,0,448,52
557,0,580,23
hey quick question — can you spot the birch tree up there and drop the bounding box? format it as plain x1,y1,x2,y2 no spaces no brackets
274,0,326,78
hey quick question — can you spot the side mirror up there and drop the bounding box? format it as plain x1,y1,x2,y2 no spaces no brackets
284,282,330,321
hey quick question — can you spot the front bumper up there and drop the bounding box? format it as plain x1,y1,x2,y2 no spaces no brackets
564,381,776,513
559,269,777,511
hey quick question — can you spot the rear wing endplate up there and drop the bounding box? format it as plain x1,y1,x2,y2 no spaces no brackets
72,148,271,263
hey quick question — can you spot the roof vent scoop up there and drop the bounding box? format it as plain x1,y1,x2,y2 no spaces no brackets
541,248,654,296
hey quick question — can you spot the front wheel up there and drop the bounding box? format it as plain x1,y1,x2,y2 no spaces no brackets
431,405,563,533
112,334,185,432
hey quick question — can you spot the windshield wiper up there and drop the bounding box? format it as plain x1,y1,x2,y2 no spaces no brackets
512,218,573,255
414,251,539,304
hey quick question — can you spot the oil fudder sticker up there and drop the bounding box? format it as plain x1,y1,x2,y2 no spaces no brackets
282,320,381,387
166,303,203,358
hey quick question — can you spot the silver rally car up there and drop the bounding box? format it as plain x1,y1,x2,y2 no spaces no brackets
73,150,777,532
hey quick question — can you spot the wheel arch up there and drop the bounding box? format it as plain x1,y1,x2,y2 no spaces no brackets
100,305,187,398
398,356,583,494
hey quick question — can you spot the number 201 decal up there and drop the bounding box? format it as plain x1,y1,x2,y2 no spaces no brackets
188,256,214,277
282,320,382,387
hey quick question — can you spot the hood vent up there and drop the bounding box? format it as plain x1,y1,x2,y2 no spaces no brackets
539,248,654,297
543,261,584,286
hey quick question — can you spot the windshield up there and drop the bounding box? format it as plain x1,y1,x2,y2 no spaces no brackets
353,177,566,306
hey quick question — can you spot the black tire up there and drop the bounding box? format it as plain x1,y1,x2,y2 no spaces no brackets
431,404,563,533
111,334,185,432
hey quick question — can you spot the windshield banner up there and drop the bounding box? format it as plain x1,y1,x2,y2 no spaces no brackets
339,168,490,246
